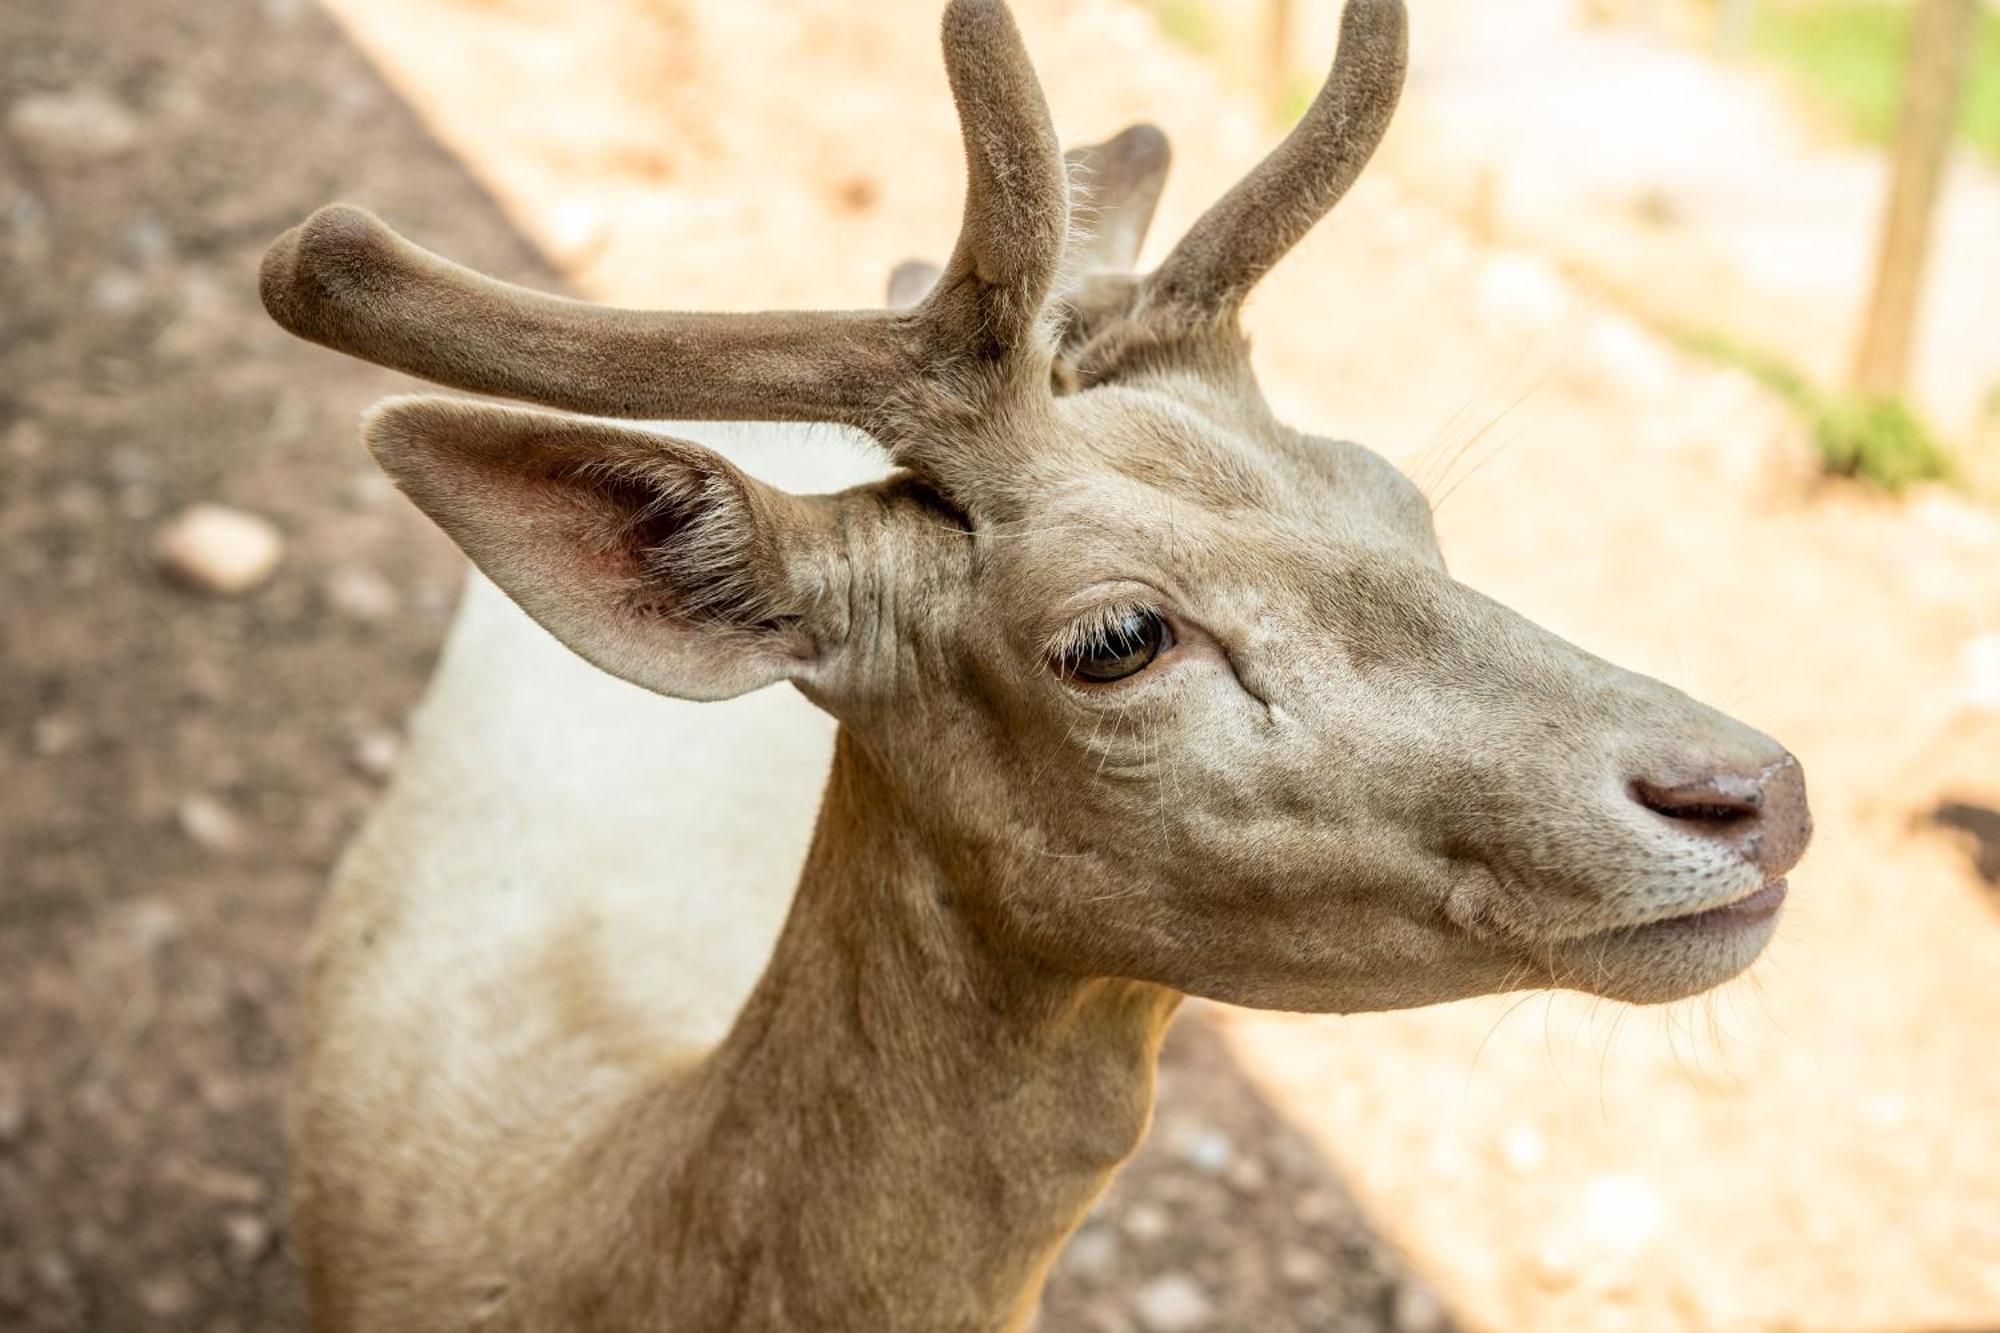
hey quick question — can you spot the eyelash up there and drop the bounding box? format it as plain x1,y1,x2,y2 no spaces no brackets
1044,601,1176,684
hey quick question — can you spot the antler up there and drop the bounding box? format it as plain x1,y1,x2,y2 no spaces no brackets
260,0,1066,432
1140,0,1407,323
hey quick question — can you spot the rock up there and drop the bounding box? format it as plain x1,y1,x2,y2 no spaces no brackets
87,267,145,313
1391,1278,1449,1333
121,898,184,956
1061,1224,1118,1280
221,1211,272,1268
1132,1273,1213,1332
5,418,47,461
325,566,402,623
176,794,245,854
1224,1157,1266,1193
1171,1125,1234,1174
350,729,401,781
30,714,80,757
155,504,284,596
33,1250,73,1295
1278,1245,1330,1288
1121,1202,1170,1242
7,88,140,166
137,1272,195,1318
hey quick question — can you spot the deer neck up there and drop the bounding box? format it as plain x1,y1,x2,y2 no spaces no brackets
632,726,1180,1330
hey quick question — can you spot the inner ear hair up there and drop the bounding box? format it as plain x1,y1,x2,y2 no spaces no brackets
563,451,796,634
362,397,833,672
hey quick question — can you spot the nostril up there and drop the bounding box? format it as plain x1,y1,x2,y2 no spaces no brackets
1630,776,1762,830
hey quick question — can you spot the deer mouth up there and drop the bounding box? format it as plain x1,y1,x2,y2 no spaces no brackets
1652,878,1788,932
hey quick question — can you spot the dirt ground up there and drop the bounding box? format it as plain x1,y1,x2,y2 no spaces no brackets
4,0,1999,1331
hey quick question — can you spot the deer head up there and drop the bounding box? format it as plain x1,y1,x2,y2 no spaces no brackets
262,0,1808,1013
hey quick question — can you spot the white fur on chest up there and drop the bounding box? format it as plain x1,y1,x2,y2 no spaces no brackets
327,420,886,1059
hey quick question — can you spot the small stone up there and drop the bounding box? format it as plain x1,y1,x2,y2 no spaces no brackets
1132,1272,1213,1332
1172,1125,1234,1174
31,714,80,756
221,1211,272,1268
1279,1245,1330,1287
1061,1224,1118,1280
1121,1202,1170,1242
5,418,48,460
1224,1157,1266,1193
33,1250,73,1294
138,1272,195,1317
155,504,284,596
325,566,401,623
1391,1278,1449,1333
176,794,245,853
350,729,401,781
7,88,140,165
87,267,145,312
122,898,184,955
1292,1189,1336,1225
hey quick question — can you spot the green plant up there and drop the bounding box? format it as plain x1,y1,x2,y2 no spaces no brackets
1746,1,2000,158
1678,329,1955,490
1156,0,1215,54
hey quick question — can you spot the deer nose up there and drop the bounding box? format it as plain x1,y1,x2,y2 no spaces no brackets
1631,754,1811,877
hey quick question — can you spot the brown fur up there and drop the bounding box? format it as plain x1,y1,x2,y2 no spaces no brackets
265,2,1812,1328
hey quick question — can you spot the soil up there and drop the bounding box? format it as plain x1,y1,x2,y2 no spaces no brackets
4,1,1999,1331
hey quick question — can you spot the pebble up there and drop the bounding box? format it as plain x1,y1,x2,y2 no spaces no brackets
31,714,80,757
6,418,48,460
155,504,284,596
1132,1272,1214,1332
350,729,402,781
1121,1202,1170,1242
176,794,246,854
6,88,140,165
1391,1278,1449,1333
221,1211,272,1268
325,566,402,623
1172,1125,1234,1174
1062,1224,1119,1280
1278,1245,1331,1288
137,1272,194,1318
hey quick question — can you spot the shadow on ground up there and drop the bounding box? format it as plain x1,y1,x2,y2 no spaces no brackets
0,2,1449,1329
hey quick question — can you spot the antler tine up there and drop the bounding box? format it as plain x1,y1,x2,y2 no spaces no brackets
1141,0,1406,321
916,0,1070,362
259,0,1067,432
260,206,920,427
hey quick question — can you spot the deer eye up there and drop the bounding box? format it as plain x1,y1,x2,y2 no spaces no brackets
1056,606,1174,684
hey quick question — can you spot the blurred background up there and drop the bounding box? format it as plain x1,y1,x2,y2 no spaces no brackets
3,0,1998,1328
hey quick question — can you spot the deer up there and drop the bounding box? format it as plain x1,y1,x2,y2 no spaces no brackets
256,1,1811,1328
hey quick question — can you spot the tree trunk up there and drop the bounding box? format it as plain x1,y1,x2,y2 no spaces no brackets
1851,0,1980,397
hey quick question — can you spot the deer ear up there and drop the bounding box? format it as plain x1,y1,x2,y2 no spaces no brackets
363,397,841,701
